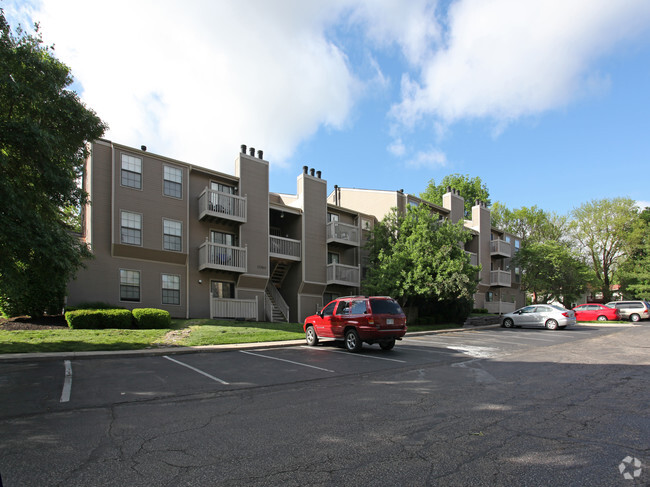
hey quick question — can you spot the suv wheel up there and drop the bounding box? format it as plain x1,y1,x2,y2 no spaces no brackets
380,339,395,350
630,313,640,322
344,329,362,352
305,325,319,346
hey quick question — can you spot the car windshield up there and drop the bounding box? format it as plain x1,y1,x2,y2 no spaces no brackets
369,299,403,315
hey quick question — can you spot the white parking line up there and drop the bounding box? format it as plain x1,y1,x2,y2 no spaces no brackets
163,356,229,384
301,346,407,363
240,350,336,372
60,360,72,403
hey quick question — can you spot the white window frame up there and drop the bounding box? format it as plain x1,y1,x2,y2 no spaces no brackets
163,218,182,252
120,269,141,302
121,154,142,189
120,211,142,246
162,273,181,305
163,165,183,199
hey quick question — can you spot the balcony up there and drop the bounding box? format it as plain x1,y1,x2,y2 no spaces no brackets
465,251,478,266
199,242,247,272
490,270,512,287
490,239,511,257
327,263,360,287
269,236,301,261
326,221,360,246
198,188,247,223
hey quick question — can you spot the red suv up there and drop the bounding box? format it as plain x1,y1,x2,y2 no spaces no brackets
303,296,407,352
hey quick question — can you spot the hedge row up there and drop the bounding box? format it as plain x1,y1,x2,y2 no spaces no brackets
65,308,171,329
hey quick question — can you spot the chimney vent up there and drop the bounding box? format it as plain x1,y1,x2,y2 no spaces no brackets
257,149,263,159
447,186,451,193
310,168,315,176
303,165,308,174
241,144,247,154
141,145,147,152
316,170,321,179
249,147,255,156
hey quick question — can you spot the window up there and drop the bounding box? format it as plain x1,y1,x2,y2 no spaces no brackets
163,219,182,251
486,292,494,302
121,211,142,245
211,281,234,298
327,212,339,223
162,274,180,305
321,301,336,317
327,252,340,264
211,230,238,246
210,182,237,194
120,270,140,302
121,154,142,189
505,236,511,243
515,239,520,250
163,165,183,198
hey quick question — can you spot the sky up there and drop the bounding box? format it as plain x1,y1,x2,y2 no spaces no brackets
5,0,650,215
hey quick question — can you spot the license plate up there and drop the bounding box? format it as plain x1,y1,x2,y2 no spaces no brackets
387,318,394,325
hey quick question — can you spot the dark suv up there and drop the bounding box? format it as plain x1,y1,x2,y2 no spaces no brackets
303,296,407,352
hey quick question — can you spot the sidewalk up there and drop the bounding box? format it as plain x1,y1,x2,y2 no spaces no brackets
0,324,500,363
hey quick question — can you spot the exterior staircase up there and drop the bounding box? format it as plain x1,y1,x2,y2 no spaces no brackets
270,261,291,286
264,282,289,322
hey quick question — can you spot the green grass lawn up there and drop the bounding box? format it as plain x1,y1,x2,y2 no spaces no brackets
0,319,306,354
0,319,469,355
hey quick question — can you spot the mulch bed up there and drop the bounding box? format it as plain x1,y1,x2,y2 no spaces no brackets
0,315,68,330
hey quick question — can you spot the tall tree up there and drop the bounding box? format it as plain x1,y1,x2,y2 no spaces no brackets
0,11,107,316
570,198,638,303
363,204,480,313
491,202,566,244
420,174,490,219
618,207,650,300
512,241,591,306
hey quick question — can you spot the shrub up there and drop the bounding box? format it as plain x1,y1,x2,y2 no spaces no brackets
65,309,133,329
472,308,489,314
132,308,171,329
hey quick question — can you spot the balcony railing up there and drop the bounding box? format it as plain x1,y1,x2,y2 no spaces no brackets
465,251,478,266
327,263,360,287
484,301,516,314
199,242,247,272
326,221,360,246
211,297,257,320
490,239,511,257
490,270,512,287
198,188,247,223
269,236,301,261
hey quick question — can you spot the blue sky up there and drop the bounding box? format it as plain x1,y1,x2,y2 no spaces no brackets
6,0,650,215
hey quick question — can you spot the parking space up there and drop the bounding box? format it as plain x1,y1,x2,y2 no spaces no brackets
0,324,635,418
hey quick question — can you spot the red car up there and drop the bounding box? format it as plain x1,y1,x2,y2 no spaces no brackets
304,296,407,352
572,303,621,322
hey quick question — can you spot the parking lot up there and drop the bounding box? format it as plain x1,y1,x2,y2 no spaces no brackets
0,323,632,419
1,322,648,487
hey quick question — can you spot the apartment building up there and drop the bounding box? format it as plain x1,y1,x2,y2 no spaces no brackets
68,139,523,322
327,187,526,314
68,140,366,322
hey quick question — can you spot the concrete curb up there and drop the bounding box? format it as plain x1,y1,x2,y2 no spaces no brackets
0,324,502,363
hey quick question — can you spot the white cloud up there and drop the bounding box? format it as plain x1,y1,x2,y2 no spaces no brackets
636,201,650,210
24,0,365,171
391,0,650,128
387,138,406,157
407,148,447,168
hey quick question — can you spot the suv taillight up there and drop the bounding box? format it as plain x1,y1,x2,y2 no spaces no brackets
368,318,375,326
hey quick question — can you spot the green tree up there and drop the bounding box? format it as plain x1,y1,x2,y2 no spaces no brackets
491,202,566,244
512,241,591,306
618,207,650,299
570,198,638,303
420,174,490,219
363,205,481,317
0,11,107,316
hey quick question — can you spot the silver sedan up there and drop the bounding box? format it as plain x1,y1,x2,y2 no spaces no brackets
501,304,576,330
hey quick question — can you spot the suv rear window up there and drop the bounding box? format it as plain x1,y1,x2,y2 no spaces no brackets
369,299,403,315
